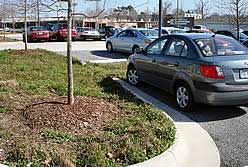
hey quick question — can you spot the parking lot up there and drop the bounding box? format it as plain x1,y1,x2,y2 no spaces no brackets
0,34,248,167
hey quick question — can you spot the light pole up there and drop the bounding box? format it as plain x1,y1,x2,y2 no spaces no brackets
177,0,179,28
158,0,162,37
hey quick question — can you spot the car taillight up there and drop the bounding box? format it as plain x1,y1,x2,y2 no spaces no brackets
200,65,224,79
144,39,152,44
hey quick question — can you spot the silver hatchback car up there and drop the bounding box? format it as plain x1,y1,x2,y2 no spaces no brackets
106,28,158,54
127,33,248,111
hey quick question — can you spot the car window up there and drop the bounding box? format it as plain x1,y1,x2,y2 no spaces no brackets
165,38,188,57
127,30,137,37
139,30,158,37
147,38,168,55
194,37,247,56
117,31,128,37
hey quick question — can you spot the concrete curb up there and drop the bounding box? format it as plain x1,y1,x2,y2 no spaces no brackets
113,78,220,167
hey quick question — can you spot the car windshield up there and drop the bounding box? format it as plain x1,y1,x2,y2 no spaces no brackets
194,37,248,56
30,27,46,31
139,30,158,37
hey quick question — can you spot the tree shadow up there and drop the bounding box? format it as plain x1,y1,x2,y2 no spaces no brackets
98,76,143,105
90,50,130,60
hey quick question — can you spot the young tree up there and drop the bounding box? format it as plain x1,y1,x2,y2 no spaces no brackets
194,0,210,19
217,0,248,41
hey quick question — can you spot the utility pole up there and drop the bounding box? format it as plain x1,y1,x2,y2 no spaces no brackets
24,0,28,51
67,0,74,105
158,0,162,37
37,0,40,26
177,0,179,28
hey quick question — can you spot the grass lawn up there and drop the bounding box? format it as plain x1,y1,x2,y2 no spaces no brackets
0,49,175,167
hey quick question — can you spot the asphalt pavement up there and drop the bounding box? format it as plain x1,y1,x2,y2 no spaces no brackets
138,83,248,167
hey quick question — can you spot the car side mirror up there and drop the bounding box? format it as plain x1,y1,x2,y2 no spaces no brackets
135,48,146,54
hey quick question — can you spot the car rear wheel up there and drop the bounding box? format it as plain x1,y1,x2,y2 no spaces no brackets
107,42,113,53
175,83,193,111
127,66,139,86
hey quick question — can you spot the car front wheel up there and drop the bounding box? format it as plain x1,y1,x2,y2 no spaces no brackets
127,66,139,86
175,83,193,111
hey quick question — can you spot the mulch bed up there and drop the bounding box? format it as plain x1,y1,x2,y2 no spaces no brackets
22,96,122,134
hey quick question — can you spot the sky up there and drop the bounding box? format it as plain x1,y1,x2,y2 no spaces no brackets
72,0,200,14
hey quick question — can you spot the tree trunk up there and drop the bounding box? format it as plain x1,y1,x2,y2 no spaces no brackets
67,0,74,105
236,2,240,41
24,0,28,51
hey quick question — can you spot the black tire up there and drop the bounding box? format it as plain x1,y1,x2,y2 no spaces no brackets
175,82,194,112
126,65,139,86
132,45,140,54
106,42,113,53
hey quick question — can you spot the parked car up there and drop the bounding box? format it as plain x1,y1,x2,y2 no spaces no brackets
106,28,158,53
99,26,123,39
126,33,248,111
192,25,207,30
23,26,49,42
243,40,248,48
76,27,101,41
154,27,186,35
48,23,77,41
215,30,248,42
243,31,248,36
187,29,213,33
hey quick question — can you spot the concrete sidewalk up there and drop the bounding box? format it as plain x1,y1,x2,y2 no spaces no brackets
113,78,220,167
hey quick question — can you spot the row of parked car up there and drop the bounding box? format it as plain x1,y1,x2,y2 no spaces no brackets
22,24,121,42
106,27,248,55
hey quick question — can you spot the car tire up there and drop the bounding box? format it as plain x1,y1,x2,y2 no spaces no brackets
126,66,139,86
132,45,140,54
175,82,194,112
106,42,113,53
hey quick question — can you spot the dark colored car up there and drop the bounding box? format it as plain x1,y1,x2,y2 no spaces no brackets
99,26,116,39
243,40,248,48
127,33,248,111
23,26,49,42
215,30,248,42
243,31,248,36
49,23,77,41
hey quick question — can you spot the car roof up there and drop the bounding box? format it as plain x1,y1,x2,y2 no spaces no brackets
168,33,228,40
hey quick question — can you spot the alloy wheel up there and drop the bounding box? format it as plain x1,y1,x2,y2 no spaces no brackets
176,86,189,108
127,68,139,85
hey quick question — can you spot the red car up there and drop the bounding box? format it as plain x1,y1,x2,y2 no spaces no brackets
49,23,77,41
23,26,49,42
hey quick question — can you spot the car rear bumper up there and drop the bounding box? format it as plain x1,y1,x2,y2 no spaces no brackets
194,82,248,106
81,35,101,39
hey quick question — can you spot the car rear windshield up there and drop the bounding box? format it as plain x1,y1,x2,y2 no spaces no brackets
139,30,158,37
30,27,46,31
83,28,94,31
194,37,248,56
